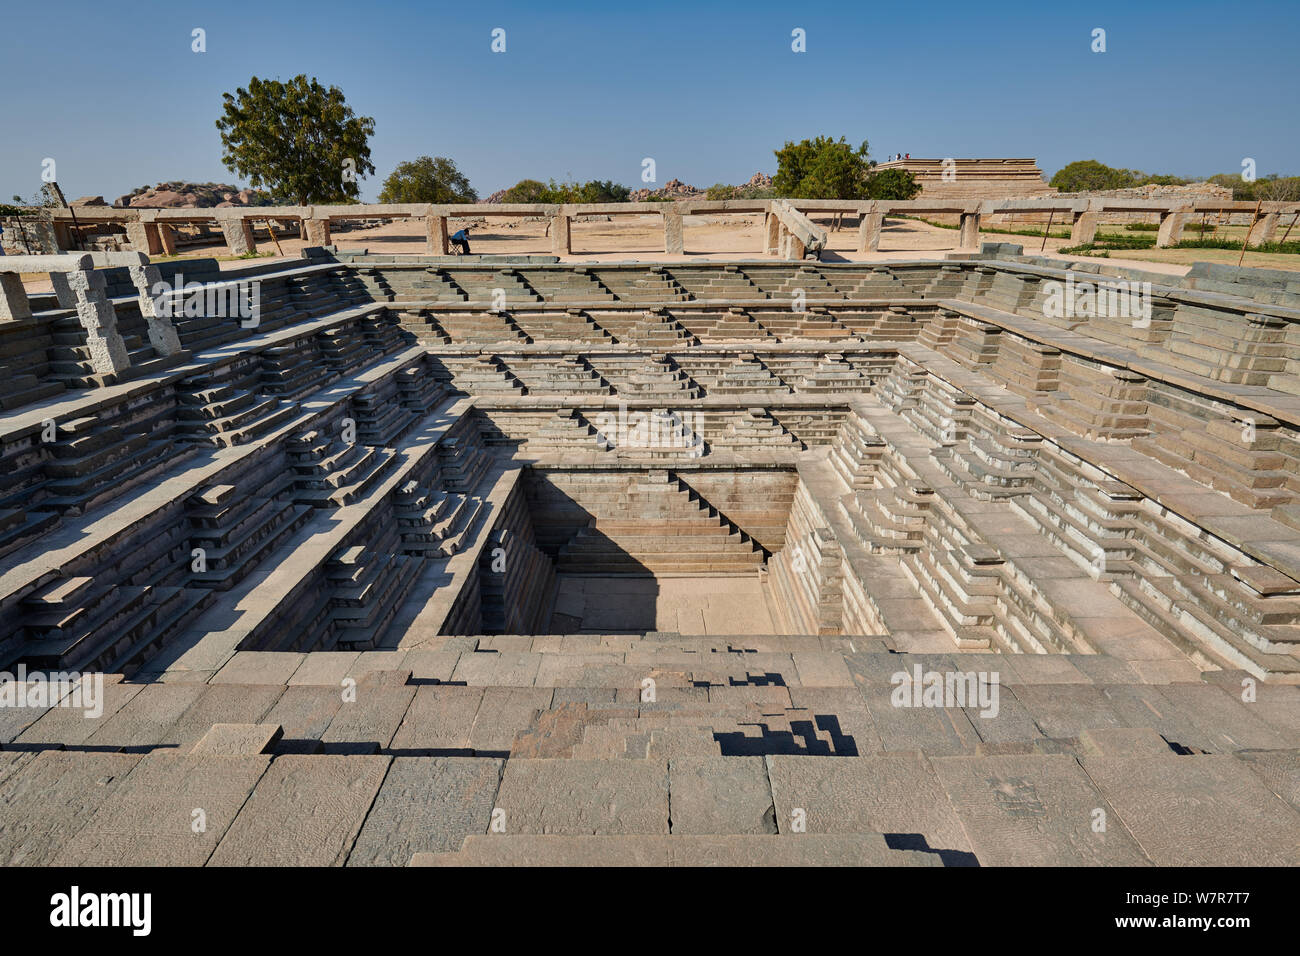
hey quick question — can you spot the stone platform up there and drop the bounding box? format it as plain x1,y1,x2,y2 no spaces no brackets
0,248,1297,865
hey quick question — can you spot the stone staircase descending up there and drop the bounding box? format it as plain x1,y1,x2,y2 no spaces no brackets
287,427,397,508
593,267,690,303
178,358,300,447
554,471,764,574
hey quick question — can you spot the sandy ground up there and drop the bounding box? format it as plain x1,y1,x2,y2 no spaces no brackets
21,212,1300,291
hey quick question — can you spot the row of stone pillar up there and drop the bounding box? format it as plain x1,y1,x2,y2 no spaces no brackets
123,205,1289,259
0,253,184,377
147,211,694,259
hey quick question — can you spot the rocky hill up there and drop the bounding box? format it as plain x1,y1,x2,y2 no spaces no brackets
112,182,271,209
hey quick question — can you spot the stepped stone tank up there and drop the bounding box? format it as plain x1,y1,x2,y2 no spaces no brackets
0,244,1296,866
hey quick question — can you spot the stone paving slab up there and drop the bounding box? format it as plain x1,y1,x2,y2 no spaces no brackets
1155,683,1292,752
1095,683,1216,753
1007,684,1125,739
668,756,776,834
347,756,503,865
930,754,1150,866
494,758,670,834
468,687,554,755
191,722,284,755
1078,727,1173,757
403,649,463,682
14,676,143,748
0,699,51,744
1079,754,1300,866
412,833,941,866
209,754,391,866
288,651,360,686
164,684,285,751
262,685,345,754
963,684,1043,745
1234,750,1300,812
856,681,981,755
452,651,543,686
210,651,306,685
765,754,974,861
82,682,210,751
791,651,855,687
786,686,884,755
0,751,141,865
320,684,416,754
53,753,271,866
390,686,483,754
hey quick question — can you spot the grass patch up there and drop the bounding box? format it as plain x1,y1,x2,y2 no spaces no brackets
1056,244,1111,257
1172,238,1300,254
895,215,1070,239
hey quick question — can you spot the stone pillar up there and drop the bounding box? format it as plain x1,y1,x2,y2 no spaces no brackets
124,222,163,255
959,212,981,249
50,273,76,308
157,224,178,256
66,267,130,375
663,208,684,255
788,232,807,261
127,258,182,356
1155,210,1188,248
1071,212,1099,245
858,212,883,252
218,217,256,256
1255,212,1280,245
764,212,780,255
52,221,76,251
304,218,331,247
0,273,32,321
425,215,449,254
551,213,572,255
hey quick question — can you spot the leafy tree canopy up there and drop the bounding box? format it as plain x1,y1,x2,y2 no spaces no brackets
378,156,477,203
1050,160,1139,192
773,136,872,199
216,75,376,206
1207,172,1300,201
500,178,630,204
1050,160,1189,192
862,167,921,200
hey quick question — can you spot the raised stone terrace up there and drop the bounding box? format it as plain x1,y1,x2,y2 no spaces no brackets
0,246,1297,866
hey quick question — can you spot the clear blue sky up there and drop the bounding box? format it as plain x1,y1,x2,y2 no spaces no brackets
2,0,1296,202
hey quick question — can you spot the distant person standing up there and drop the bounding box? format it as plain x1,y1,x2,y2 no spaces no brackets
450,227,471,254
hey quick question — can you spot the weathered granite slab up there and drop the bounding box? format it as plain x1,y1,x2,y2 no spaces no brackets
209,755,390,866
0,751,141,865
389,686,483,754
494,757,670,834
54,753,271,866
347,756,503,865
765,753,974,860
668,756,776,834
1081,754,1300,866
930,754,1149,865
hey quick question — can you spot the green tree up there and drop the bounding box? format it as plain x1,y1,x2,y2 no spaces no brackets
500,178,630,203
569,179,630,203
499,179,551,203
378,156,477,203
1049,160,1140,192
215,75,376,205
773,136,872,199
862,167,921,200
